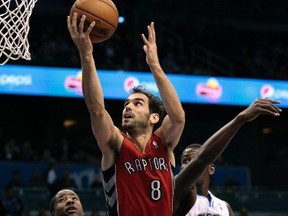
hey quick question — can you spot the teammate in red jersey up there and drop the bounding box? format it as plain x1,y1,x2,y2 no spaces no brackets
67,14,185,216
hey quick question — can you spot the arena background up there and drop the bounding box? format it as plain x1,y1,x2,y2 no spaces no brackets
1,0,288,215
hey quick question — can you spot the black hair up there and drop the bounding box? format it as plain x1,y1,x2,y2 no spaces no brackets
129,86,165,130
181,143,202,158
49,188,79,214
185,143,202,149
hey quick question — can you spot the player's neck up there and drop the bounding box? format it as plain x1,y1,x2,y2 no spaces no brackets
127,132,152,153
196,184,209,197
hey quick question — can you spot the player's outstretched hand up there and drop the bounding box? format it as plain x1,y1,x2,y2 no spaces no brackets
238,98,282,122
141,22,160,68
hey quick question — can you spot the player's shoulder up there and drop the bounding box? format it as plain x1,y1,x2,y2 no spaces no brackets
209,191,227,204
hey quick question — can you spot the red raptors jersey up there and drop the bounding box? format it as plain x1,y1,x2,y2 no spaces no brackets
102,134,174,216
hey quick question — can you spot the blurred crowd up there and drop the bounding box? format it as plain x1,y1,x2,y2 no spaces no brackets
8,0,287,80
0,136,101,164
1,1,288,214
0,168,103,216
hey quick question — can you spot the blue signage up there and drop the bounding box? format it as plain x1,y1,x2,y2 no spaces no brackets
1,64,288,107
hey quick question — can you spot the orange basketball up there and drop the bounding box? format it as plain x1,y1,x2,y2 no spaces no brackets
70,0,119,43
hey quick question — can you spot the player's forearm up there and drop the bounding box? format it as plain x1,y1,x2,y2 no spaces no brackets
81,55,105,114
176,116,245,189
150,64,185,123
198,114,246,163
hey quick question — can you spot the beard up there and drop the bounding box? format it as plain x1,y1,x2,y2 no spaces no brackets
122,115,149,134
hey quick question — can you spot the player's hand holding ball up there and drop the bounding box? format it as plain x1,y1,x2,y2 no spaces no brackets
69,0,119,43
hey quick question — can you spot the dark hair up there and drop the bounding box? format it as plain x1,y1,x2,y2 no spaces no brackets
185,143,202,149
49,188,79,214
130,86,165,130
181,143,202,158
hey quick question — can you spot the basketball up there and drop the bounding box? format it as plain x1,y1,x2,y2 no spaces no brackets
70,0,119,43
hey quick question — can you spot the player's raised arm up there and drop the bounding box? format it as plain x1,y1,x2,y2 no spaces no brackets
67,13,121,170
173,98,281,215
141,22,185,154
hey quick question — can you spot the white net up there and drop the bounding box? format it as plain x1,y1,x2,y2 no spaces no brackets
0,0,38,65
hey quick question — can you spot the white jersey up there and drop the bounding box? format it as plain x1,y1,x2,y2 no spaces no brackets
185,191,229,216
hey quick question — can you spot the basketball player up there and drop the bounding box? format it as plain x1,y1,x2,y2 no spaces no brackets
49,189,84,216
67,14,185,216
173,98,282,216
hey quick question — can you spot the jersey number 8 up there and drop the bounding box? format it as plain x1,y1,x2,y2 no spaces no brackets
150,180,161,201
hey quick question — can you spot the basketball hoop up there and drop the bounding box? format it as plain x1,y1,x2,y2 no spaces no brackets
0,0,38,65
